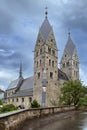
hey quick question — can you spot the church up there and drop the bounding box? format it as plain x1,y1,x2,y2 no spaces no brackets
5,10,79,108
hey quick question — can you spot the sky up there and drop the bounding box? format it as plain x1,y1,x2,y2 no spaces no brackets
0,0,87,90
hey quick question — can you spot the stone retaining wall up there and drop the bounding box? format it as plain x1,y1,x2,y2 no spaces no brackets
0,106,75,130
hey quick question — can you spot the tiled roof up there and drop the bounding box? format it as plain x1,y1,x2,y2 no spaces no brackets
9,89,33,98
19,76,34,91
58,69,69,80
39,18,52,40
7,78,20,90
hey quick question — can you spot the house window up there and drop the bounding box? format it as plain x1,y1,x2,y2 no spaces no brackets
49,59,51,66
38,72,40,79
12,98,14,102
29,97,32,103
22,98,24,102
50,72,53,79
52,61,54,67
16,98,18,102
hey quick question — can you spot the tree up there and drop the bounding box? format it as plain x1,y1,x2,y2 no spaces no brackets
59,80,86,106
30,99,40,108
0,99,3,105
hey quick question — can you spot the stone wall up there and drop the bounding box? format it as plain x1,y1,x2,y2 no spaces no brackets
0,106,75,130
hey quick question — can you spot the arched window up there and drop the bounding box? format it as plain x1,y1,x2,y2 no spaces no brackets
52,61,54,67
37,61,38,68
48,47,51,54
49,59,51,66
40,60,41,66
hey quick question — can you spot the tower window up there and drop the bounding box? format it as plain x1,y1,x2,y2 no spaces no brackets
40,49,42,54
37,61,38,68
50,72,53,79
48,47,51,54
67,62,69,66
52,61,54,67
49,59,51,66
63,63,65,67
52,50,55,55
38,72,40,79
40,60,41,66
36,51,38,57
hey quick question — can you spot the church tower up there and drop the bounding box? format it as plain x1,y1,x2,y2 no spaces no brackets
33,9,59,106
60,32,79,80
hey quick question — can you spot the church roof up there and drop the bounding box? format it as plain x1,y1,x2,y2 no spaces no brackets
19,76,34,91
39,17,52,40
7,78,20,90
64,33,76,57
8,89,33,98
58,69,69,80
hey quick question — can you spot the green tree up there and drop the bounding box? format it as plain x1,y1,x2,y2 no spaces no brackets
0,99,3,105
59,80,86,106
30,99,40,108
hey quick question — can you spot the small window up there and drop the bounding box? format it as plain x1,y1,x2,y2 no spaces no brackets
52,50,55,55
40,49,42,54
48,47,51,54
49,59,51,66
50,72,53,79
22,98,24,102
67,62,69,66
29,97,32,103
52,61,54,67
63,63,65,67
36,51,38,57
38,72,40,79
40,60,41,66
16,98,18,102
37,61,38,68
12,98,14,102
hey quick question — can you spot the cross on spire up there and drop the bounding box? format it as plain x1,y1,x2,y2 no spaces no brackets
45,7,48,18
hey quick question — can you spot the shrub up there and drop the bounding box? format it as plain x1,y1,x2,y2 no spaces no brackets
30,99,40,108
0,99,3,105
0,104,18,113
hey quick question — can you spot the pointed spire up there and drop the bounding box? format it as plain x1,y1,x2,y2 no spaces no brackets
19,62,23,78
45,7,48,18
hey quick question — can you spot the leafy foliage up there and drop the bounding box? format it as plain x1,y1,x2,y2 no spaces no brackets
59,80,86,106
0,104,18,113
0,99,3,105
30,99,40,108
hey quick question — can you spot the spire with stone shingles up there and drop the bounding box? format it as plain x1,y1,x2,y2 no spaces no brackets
19,62,23,78
64,32,76,57
60,32,79,80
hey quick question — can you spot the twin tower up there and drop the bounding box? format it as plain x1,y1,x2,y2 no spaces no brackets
33,12,79,106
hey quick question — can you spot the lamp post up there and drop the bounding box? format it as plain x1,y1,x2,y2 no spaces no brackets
42,69,47,107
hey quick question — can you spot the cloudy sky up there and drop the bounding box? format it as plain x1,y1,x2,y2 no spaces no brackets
0,0,87,90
